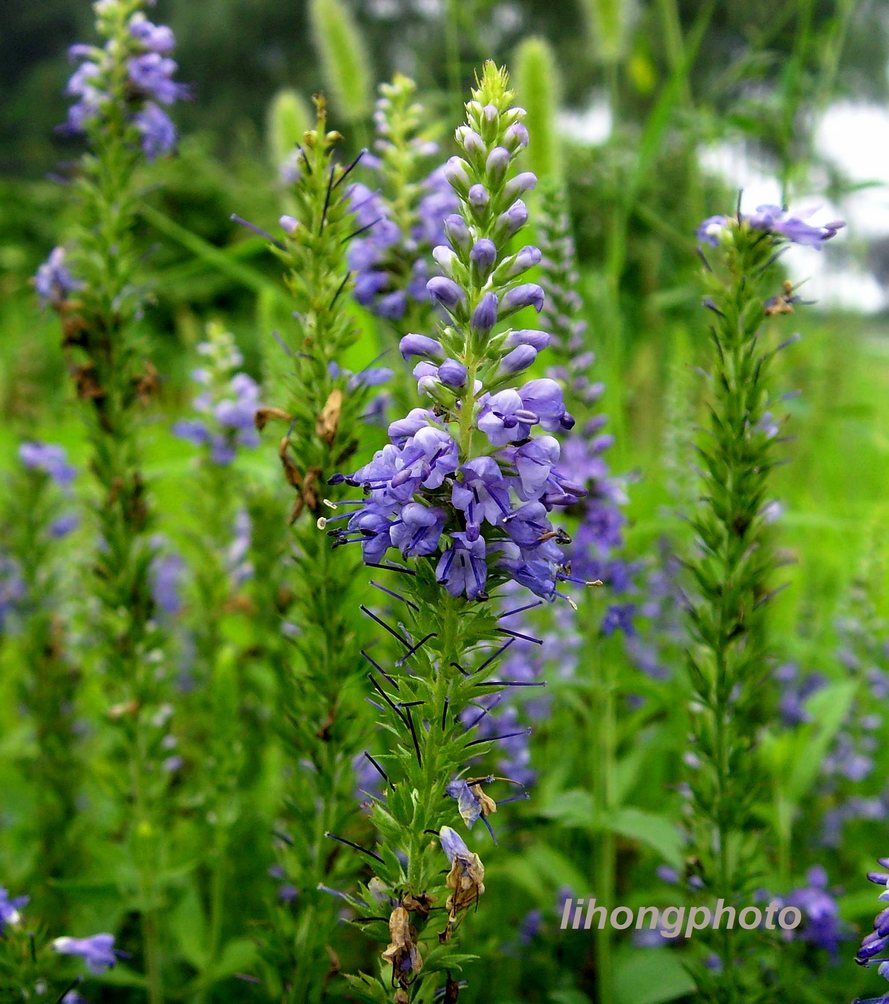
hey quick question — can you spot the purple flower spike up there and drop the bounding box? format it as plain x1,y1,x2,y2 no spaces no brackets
53,933,118,974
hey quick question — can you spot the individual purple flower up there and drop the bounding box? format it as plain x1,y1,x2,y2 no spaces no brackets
52,933,118,974
0,887,28,933
35,247,82,307
390,503,446,558
436,533,488,599
697,206,844,249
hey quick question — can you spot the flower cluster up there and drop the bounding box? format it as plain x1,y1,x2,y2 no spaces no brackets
64,1,187,160
173,326,262,465
853,859,889,1004
779,866,845,957
329,74,586,602
698,205,845,249
345,74,459,321
347,169,458,321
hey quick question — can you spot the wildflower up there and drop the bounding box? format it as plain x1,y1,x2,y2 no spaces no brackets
853,858,889,1004
0,887,28,933
34,247,83,308
63,5,186,160
173,327,261,466
343,76,459,321
440,826,486,936
782,867,845,956
697,205,844,249
52,933,118,974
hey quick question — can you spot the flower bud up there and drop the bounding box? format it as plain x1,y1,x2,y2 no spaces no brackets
444,214,471,253
469,239,497,281
501,283,545,317
495,244,542,281
456,126,486,159
438,358,468,388
499,345,537,375
399,333,444,360
427,276,467,316
432,245,460,278
485,146,511,184
444,156,472,196
505,329,551,350
504,122,529,151
468,184,489,209
279,215,299,235
493,200,528,242
471,292,498,335
503,171,537,201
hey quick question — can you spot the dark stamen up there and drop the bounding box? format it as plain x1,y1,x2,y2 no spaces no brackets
363,752,391,787
441,696,449,731
465,727,532,749
361,648,400,690
475,679,546,688
333,147,367,189
360,605,412,648
230,213,285,250
343,216,384,243
395,632,438,667
405,705,423,766
367,674,408,725
498,600,543,619
319,163,336,233
370,579,419,612
330,271,351,310
325,831,384,864
474,639,514,674
497,627,543,646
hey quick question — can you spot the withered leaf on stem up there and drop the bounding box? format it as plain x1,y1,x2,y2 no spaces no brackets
381,906,422,989
316,388,343,445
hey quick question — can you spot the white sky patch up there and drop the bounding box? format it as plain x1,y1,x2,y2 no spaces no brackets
816,102,889,238
557,99,612,146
